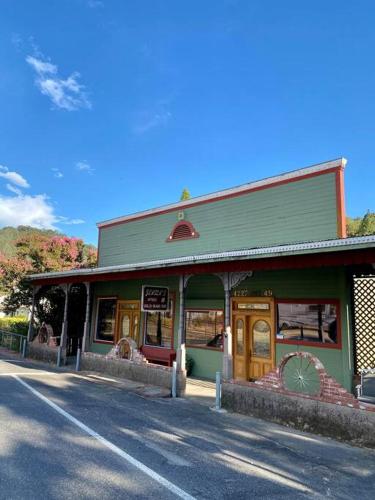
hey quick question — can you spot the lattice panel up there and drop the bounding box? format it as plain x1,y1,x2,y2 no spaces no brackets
353,276,375,373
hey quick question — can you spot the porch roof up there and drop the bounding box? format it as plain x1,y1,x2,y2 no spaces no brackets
28,235,375,284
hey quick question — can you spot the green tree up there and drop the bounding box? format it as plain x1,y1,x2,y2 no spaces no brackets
180,188,191,201
347,211,375,236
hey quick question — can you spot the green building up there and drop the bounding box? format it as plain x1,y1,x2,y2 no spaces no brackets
29,158,375,392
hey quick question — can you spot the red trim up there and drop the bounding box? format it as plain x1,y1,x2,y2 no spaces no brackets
100,167,342,229
275,298,342,350
166,221,199,242
32,247,375,286
336,168,347,238
93,339,114,345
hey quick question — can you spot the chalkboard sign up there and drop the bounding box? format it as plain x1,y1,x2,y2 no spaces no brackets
141,285,169,312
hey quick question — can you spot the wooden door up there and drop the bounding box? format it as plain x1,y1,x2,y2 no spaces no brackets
232,297,275,381
233,315,247,380
248,315,274,379
116,301,141,346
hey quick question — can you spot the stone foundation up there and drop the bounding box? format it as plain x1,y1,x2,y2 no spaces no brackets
81,352,186,396
222,352,375,448
27,343,59,364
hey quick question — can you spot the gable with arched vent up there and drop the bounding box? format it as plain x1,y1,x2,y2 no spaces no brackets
166,220,199,242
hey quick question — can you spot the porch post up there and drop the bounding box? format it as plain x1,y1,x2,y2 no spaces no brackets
82,282,91,353
176,275,188,372
60,283,70,357
223,272,233,380
27,286,40,342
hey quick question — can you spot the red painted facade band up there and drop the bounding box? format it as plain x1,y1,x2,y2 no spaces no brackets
32,247,375,286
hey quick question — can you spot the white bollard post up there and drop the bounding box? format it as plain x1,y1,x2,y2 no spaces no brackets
57,345,62,367
22,338,27,358
172,361,177,398
215,371,221,410
76,348,81,371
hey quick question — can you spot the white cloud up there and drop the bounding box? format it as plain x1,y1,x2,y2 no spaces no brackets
134,109,172,134
57,216,85,225
52,168,63,179
76,161,94,174
0,193,57,229
0,165,30,188
26,54,91,111
0,164,85,229
6,183,22,196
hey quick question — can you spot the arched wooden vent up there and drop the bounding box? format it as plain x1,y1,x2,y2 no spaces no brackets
166,221,199,242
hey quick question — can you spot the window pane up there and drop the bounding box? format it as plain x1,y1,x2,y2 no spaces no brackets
277,303,338,344
144,300,174,348
253,320,271,358
186,310,224,349
95,298,117,342
236,319,244,355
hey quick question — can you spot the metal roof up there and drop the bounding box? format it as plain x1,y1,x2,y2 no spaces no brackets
97,158,346,228
29,234,375,281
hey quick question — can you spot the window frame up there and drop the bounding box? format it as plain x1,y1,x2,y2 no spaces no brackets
185,308,224,351
275,298,342,350
94,296,118,344
143,293,175,349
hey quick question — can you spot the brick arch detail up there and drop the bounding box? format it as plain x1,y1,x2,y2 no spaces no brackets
252,351,359,407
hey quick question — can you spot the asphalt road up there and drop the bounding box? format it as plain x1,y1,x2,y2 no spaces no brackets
0,353,374,499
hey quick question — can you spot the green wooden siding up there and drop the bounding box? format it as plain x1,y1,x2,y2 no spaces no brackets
98,173,338,267
88,267,353,390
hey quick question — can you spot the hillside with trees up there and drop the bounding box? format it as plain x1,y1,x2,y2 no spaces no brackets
0,226,97,314
347,211,375,237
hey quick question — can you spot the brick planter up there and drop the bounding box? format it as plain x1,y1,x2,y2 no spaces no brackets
81,352,186,396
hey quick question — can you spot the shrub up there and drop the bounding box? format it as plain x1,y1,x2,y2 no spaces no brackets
186,353,194,376
0,316,28,336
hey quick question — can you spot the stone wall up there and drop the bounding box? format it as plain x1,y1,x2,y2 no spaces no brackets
81,352,186,396
27,343,59,364
222,352,375,448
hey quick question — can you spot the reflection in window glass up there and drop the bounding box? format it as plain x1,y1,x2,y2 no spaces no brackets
277,303,338,344
236,319,244,355
144,300,174,348
253,320,271,358
95,298,117,342
186,310,224,349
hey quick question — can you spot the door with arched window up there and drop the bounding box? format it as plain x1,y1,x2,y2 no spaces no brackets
232,297,275,380
116,301,141,346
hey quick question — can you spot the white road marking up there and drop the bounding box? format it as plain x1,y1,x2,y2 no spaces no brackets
13,375,196,500
0,372,57,377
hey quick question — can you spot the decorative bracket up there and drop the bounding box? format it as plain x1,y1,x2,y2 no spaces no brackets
215,271,253,290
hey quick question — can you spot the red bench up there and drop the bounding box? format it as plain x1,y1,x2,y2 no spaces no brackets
140,345,176,367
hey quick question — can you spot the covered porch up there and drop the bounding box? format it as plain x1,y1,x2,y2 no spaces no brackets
27,235,375,393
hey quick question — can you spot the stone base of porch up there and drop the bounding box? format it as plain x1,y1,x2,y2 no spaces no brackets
81,352,186,396
27,343,59,364
222,380,375,448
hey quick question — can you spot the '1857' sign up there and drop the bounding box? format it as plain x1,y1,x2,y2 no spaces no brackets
141,285,169,312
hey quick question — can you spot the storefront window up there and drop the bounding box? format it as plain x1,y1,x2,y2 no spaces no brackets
95,298,117,342
186,310,224,349
144,299,174,348
277,302,338,345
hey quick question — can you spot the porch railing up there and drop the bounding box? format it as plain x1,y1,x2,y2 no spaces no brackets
0,329,26,354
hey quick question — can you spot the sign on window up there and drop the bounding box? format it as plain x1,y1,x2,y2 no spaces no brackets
141,285,169,312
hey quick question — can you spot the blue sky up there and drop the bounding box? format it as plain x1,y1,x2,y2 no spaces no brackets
0,0,374,245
